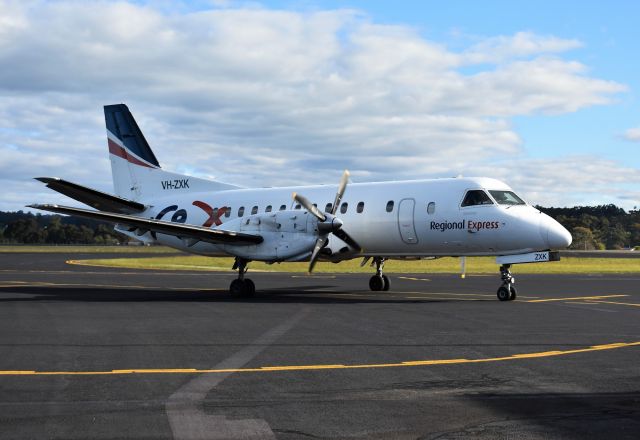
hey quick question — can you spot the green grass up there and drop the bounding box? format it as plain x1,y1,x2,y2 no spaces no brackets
0,245,179,254
69,255,640,274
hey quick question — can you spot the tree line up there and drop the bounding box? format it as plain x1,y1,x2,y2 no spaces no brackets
1,205,639,249
0,211,126,245
537,204,639,250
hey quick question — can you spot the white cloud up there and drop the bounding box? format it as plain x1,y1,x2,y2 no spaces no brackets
0,1,632,211
624,127,640,142
462,31,583,64
464,156,640,208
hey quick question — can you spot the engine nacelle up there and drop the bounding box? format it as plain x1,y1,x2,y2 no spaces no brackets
220,210,319,262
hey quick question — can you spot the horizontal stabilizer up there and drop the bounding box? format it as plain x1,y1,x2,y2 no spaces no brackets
27,204,263,246
35,177,146,214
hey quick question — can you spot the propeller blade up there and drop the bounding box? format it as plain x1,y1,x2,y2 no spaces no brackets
308,236,328,273
331,170,350,215
293,192,326,222
333,228,361,251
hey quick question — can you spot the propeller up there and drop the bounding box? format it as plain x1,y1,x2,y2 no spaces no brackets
292,170,360,272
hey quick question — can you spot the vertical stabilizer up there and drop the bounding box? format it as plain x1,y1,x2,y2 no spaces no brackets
104,104,239,201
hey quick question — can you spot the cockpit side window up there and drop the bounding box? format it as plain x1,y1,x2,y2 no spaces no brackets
461,190,494,207
489,190,526,206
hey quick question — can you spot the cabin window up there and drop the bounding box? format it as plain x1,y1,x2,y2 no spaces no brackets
340,202,348,214
295,204,301,210
461,190,493,207
225,207,231,218
265,205,272,213
238,206,245,217
427,202,435,215
279,204,286,211
386,200,394,212
356,201,365,213
251,206,258,215
325,203,332,213
489,190,526,206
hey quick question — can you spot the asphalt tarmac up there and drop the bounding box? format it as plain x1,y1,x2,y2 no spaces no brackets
0,252,639,439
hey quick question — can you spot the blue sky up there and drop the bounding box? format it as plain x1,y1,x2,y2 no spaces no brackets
260,0,640,168
0,0,638,210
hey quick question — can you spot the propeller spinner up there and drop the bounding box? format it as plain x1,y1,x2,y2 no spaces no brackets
293,170,360,272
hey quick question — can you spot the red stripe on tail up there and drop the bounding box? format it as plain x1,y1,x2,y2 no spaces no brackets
108,139,156,168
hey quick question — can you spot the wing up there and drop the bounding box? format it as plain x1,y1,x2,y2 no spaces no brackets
35,177,146,214
27,204,263,246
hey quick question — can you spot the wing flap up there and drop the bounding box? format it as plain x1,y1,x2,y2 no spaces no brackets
35,177,146,214
27,204,263,246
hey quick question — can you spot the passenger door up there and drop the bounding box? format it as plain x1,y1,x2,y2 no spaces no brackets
398,198,418,244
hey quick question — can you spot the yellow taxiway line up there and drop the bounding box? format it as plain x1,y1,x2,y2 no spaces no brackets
587,300,640,308
526,294,629,303
1,341,638,376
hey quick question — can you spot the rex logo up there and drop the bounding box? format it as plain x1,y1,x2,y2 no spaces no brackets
150,201,227,239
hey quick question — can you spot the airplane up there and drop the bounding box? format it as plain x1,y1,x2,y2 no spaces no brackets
29,104,572,300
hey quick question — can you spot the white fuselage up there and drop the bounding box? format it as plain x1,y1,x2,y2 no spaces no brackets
129,176,571,261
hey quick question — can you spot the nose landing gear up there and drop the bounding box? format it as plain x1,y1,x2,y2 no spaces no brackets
369,257,390,291
497,264,516,301
230,258,255,297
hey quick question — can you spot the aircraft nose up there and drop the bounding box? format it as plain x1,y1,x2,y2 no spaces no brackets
541,215,572,249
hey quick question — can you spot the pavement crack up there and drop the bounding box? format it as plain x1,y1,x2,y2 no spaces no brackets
271,429,322,438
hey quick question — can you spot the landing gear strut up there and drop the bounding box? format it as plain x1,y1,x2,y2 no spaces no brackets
369,257,390,291
229,258,255,297
497,264,516,301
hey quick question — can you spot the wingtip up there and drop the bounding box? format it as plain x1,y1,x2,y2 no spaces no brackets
27,203,57,209
34,177,57,184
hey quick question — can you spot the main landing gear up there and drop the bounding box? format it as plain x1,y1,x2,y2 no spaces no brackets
497,264,516,301
229,258,255,297
369,257,390,291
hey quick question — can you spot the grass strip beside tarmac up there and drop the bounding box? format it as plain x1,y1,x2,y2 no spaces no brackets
70,255,640,274
0,245,178,254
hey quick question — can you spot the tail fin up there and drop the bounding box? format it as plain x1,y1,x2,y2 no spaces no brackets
104,104,239,200
105,104,160,171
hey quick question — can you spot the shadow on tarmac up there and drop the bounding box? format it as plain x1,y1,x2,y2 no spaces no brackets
437,391,640,439
0,285,470,304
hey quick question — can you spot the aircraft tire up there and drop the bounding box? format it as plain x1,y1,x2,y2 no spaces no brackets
230,279,244,297
230,279,256,297
508,285,517,301
244,279,256,297
497,285,511,301
369,275,384,291
382,275,390,291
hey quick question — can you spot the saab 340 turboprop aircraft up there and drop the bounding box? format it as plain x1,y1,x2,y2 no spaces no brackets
30,104,572,300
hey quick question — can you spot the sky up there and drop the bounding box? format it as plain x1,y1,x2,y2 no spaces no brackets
0,0,638,211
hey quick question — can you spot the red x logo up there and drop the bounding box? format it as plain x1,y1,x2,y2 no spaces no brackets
193,201,228,227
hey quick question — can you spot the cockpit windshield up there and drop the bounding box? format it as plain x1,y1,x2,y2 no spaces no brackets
489,190,526,206
461,190,494,207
